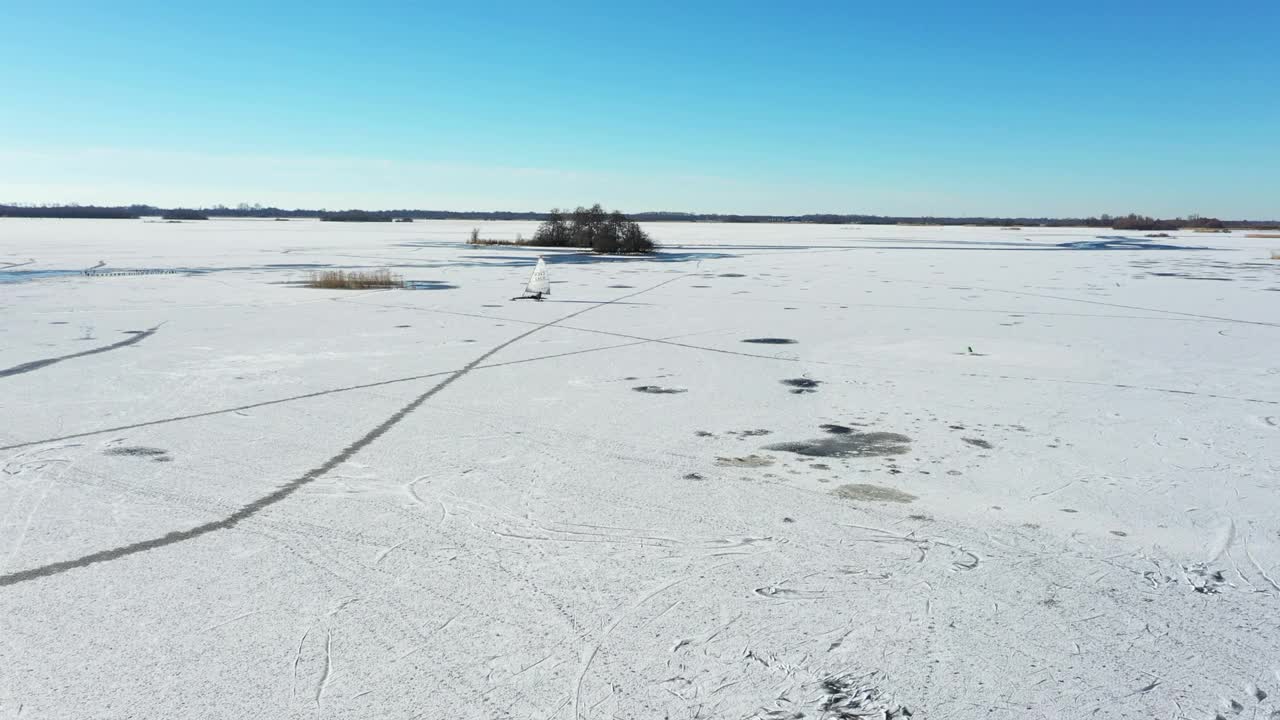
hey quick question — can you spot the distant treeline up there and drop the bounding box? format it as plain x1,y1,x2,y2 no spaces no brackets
160,208,209,220
627,212,1250,230
0,205,141,219
0,204,548,222
1,204,1275,229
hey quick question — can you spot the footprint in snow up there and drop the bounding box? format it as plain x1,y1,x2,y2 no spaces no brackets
1213,681,1275,720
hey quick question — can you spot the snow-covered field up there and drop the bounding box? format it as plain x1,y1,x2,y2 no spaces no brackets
2,218,1278,719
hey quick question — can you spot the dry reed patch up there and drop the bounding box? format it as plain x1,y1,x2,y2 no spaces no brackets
467,228,536,247
306,269,404,289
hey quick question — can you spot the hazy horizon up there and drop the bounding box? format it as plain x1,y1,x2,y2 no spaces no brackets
3,190,1278,223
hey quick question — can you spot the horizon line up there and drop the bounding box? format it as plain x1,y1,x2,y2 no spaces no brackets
2,202,1276,224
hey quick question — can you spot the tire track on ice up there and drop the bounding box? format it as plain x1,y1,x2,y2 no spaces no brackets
889,274,1280,329
0,325,161,379
960,372,1280,407
0,276,687,588
0,338,654,452
357,301,1280,407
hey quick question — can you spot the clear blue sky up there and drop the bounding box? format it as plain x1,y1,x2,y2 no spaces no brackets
2,1,1276,217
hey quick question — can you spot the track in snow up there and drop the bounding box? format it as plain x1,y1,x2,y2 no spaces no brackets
0,276,686,588
0,326,161,379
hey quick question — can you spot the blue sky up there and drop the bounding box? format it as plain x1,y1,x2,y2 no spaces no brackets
1,1,1276,217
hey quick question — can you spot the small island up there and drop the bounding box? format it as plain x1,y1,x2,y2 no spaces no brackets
469,204,654,254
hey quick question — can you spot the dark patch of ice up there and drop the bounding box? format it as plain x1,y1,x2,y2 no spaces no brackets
1058,235,1206,251
765,432,911,458
105,446,168,457
782,378,821,394
833,484,917,503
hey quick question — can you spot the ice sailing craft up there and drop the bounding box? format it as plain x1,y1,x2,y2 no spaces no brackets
511,256,550,301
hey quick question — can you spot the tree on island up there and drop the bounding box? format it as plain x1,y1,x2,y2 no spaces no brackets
533,204,654,253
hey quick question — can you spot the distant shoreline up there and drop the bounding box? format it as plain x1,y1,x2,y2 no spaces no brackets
1,204,1276,229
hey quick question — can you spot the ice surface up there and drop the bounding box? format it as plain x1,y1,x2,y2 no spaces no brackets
1,218,1278,718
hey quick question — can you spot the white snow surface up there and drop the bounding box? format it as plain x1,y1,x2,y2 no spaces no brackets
1,218,1278,719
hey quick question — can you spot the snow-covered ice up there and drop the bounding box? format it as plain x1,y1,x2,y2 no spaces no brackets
1,218,1278,719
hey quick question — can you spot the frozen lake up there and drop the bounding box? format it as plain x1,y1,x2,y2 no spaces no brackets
2,218,1278,719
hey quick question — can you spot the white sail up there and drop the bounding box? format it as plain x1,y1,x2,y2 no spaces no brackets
525,256,550,295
